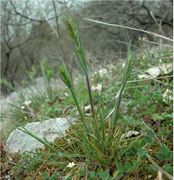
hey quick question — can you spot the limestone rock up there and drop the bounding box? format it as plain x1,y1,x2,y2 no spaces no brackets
6,117,75,154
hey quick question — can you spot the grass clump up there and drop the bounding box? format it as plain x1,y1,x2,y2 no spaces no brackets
59,16,137,168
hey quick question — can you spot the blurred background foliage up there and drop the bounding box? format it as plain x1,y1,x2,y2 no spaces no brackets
1,0,173,94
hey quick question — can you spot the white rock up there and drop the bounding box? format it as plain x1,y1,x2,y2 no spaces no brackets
6,117,75,154
146,67,161,78
138,63,173,80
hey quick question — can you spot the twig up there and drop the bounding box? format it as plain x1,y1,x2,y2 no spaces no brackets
115,75,173,86
140,119,161,144
146,154,173,180
83,18,173,42
9,0,63,23
141,39,172,47
52,0,68,62
36,0,58,38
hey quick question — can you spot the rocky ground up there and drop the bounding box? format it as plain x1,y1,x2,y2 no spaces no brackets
0,77,66,135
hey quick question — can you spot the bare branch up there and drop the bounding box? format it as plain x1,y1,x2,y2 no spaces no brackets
83,17,173,42
9,0,43,22
9,0,65,23
36,0,58,38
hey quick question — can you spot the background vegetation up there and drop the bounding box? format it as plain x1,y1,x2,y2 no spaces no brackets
1,0,173,94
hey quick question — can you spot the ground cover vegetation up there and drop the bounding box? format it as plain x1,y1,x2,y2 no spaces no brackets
1,17,173,179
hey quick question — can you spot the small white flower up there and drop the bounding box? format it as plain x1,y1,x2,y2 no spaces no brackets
92,72,98,77
122,63,126,68
98,68,108,77
84,104,91,113
21,106,25,110
64,92,69,97
91,77,94,82
67,162,76,168
91,84,102,92
107,64,115,71
67,139,71,144
24,100,32,106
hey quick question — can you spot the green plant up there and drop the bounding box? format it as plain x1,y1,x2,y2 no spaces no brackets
0,78,16,92
16,16,139,178
59,15,138,165
7,16,172,179
40,60,54,100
